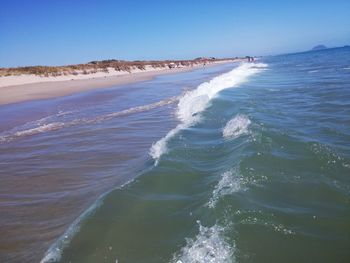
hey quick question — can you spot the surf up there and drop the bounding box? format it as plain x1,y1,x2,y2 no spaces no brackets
0,96,179,144
150,63,268,163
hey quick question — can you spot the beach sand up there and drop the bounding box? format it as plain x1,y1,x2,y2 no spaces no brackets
0,60,238,105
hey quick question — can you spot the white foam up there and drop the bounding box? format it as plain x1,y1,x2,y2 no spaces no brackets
223,114,251,139
177,63,267,123
14,122,65,137
150,63,267,163
149,123,185,163
101,96,179,121
0,97,179,144
0,122,66,143
208,169,246,208
172,222,233,263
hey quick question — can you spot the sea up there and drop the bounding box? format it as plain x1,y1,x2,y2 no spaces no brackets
0,47,349,263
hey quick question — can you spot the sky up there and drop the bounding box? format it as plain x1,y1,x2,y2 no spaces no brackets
0,0,349,67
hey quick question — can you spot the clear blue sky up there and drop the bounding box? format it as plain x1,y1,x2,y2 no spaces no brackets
1,0,349,67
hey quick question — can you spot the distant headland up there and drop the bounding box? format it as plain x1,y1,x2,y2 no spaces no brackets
311,45,327,51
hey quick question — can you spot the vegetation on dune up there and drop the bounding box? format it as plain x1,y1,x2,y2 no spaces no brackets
0,57,237,77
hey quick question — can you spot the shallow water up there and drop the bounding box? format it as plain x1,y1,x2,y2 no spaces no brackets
2,47,350,263
0,64,235,262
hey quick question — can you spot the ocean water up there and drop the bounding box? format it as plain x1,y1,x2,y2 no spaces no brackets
1,47,350,263
0,63,236,262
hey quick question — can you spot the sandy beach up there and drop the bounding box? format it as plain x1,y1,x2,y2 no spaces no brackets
0,60,238,105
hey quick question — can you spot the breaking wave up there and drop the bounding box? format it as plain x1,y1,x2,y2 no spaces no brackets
223,114,251,139
172,222,233,263
207,169,246,208
150,63,268,162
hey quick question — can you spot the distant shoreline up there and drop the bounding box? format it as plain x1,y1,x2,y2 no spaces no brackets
0,59,242,105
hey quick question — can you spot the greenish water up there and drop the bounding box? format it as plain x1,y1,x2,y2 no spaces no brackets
2,48,349,263
41,47,350,263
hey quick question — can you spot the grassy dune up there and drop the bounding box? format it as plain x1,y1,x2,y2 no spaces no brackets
0,57,237,77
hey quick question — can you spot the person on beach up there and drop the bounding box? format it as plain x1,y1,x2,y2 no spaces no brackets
246,56,255,62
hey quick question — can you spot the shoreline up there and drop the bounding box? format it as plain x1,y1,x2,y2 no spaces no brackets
0,59,240,106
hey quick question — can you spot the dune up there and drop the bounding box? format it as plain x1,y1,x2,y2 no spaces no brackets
0,59,241,105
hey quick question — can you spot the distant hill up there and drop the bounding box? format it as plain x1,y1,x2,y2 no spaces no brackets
311,45,327,51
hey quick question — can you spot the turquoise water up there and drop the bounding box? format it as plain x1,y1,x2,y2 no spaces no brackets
44,47,350,262
1,48,350,263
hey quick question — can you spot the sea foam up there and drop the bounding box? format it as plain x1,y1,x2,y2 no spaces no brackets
172,222,233,263
207,168,246,208
223,114,251,139
0,96,179,144
150,63,267,163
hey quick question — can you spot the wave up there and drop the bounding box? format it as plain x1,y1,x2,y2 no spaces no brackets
172,222,233,263
0,96,179,144
39,174,138,263
0,122,66,143
149,123,185,163
207,168,246,208
39,197,103,263
223,114,251,139
90,95,179,123
150,63,268,163
14,122,65,136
